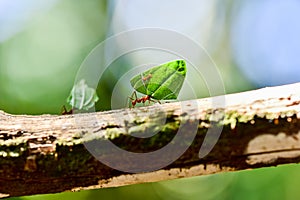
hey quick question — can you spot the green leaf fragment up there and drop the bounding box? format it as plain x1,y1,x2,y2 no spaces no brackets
130,59,187,100
67,79,99,110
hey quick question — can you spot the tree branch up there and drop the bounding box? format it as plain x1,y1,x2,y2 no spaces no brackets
1,83,300,198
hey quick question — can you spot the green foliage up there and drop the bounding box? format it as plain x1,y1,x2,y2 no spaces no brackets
130,60,187,100
0,0,106,114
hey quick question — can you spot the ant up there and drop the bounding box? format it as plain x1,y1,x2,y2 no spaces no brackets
127,73,161,108
128,91,160,108
61,105,73,115
142,74,152,83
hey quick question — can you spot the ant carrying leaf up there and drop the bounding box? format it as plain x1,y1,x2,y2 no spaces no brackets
62,79,99,114
128,59,187,108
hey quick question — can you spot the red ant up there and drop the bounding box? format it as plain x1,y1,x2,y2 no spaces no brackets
142,74,152,83
128,91,160,108
61,105,73,115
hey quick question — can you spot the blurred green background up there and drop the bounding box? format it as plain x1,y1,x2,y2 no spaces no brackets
1,0,300,199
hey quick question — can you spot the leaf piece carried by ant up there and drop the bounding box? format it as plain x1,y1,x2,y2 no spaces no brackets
66,79,99,111
130,59,187,100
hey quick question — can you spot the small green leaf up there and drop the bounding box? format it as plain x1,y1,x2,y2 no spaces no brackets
130,59,187,100
66,79,99,110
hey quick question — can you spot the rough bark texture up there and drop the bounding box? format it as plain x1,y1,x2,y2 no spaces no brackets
1,83,300,198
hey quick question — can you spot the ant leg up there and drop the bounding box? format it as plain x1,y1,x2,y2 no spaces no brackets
147,98,152,105
126,93,133,108
126,91,138,108
62,105,67,114
133,91,138,100
147,97,159,105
